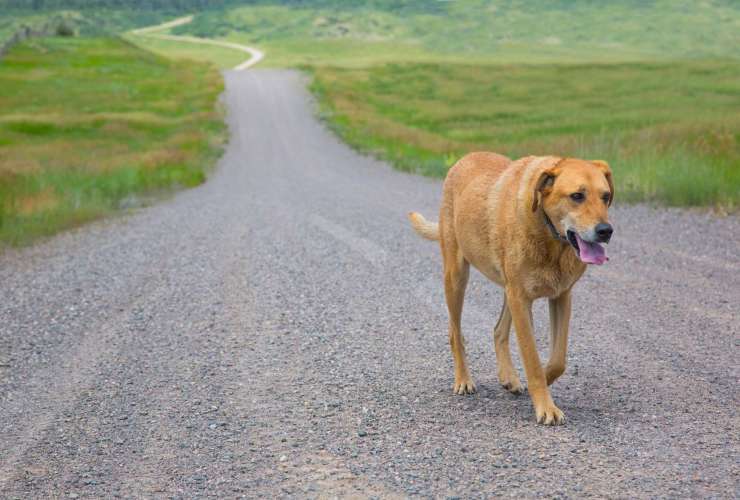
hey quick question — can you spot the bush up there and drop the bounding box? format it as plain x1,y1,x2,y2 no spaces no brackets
55,22,75,37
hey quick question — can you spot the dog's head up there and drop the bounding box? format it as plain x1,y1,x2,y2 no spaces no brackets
532,158,614,265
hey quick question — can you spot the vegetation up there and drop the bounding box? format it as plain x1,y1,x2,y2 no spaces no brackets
122,18,248,70
310,62,740,208
0,7,183,44
123,33,247,69
0,12,63,46
171,0,740,67
133,0,739,208
2,0,739,218
0,0,231,9
0,36,225,245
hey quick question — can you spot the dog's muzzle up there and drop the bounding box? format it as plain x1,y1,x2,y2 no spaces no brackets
594,222,613,243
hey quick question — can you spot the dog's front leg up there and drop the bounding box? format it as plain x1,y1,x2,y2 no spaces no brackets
506,286,565,425
546,290,571,385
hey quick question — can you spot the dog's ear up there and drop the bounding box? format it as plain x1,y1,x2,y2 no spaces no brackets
531,169,556,212
591,160,614,206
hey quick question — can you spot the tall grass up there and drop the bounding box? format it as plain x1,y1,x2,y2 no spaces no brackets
309,62,740,209
0,36,226,246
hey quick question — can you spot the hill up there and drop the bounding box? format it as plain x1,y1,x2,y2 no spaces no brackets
171,0,740,66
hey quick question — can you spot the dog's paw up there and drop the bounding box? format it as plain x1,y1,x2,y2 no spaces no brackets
535,403,565,426
453,377,477,395
498,371,524,394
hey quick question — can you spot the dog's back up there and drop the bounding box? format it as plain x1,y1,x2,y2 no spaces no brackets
409,152,511,247
442,152,512,201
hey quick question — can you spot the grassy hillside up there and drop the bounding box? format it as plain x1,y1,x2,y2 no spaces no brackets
310,62,740,208
172,0,740,66
0,36,225,245
0,9,176,44
0,13,55,44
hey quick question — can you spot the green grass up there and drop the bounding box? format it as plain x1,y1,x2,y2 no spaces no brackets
152,0,739,208
174,1,740,66
0,8,180,44
5,1,740,211
309,62,740,209
0,13,51,44
123,33,247,70
0,36,225,246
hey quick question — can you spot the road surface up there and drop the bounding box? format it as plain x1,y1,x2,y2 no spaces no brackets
1,70,738,498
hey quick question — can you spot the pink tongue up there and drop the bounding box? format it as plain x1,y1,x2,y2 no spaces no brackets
574,232,608,265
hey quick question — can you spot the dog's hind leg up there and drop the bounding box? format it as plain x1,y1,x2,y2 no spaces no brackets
442,240,475,395
493,296,524,394
545,290,572,385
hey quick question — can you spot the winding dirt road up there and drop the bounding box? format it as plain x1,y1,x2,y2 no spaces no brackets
131,16,264,70
0,70,738,497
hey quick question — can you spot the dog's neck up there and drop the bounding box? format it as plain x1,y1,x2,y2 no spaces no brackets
541,209,567,243
527,208,583,273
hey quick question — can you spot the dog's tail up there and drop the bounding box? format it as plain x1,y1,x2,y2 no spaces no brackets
408,212,440,241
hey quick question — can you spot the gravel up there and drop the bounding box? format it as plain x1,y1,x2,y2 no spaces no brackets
0,69,738,498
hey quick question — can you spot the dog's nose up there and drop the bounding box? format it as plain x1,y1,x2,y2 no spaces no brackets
595,223,613,243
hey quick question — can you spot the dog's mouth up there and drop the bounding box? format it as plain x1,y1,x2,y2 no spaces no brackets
566,230,608,265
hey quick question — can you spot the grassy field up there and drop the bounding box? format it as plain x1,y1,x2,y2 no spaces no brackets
3,0,740,215
0,36,225,245
172,1,740,67
123,33,247,69
310,62,740,208
154,0,739,209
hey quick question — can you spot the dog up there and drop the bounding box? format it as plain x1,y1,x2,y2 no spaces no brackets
409,152,614,425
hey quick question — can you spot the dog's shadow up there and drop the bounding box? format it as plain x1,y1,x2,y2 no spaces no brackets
434,377,636,432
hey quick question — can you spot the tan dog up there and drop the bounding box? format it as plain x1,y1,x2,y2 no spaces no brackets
409,152,614,425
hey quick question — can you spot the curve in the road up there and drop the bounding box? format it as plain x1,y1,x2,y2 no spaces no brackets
131,15,264,70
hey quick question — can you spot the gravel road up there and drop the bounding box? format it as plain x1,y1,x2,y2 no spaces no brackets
1,70,738,498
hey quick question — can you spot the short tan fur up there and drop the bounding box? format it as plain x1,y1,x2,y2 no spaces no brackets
409,152,614,425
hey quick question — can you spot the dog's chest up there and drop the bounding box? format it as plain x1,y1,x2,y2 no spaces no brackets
522,263,583,299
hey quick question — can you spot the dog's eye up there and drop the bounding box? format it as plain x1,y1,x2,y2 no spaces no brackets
602,193,611,204
570,192,585,202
